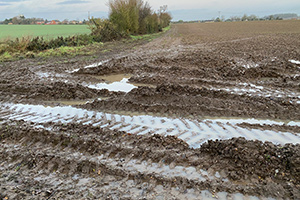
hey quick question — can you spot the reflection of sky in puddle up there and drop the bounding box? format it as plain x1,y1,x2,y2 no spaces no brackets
86,74,155,92
3,103,300,149
66,60,110,73
87,78,137,92
242,63,259,69
289,59,300,65
212,82,300,102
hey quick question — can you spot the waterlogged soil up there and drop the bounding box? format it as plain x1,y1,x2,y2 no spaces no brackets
0,20,300,199
0,121,299,199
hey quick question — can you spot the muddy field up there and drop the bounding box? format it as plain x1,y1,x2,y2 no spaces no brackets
0,20,300,199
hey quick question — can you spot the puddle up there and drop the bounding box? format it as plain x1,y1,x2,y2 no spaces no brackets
85,74,155,92
66,60,110,73
1,103,299,149
211,82,300,101
289,59,300,65
84,60,110,69
67,68,80,73
202,115,296,125
86,78,137,92
100,157,218,182
242,63,259,69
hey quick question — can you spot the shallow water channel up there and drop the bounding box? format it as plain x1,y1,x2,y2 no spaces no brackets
1,102,299,149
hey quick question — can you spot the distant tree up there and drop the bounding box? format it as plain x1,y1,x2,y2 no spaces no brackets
3,18,12,24
12,17,19,24
215,17,221,22
241,14,248,21
273,13,297,20
268,15,274,20
109,0,140,34
145,12,159,33
249,15,258,21
107,0,171,35
138,1,152,34
158,5,172,29
221,15,225,22
215,16,225,22
230,16,241,21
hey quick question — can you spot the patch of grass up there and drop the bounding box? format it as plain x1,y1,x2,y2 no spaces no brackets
37,45,89,58
0,25,90,41
0,51,13,62
0,42,103,62
0,34,103,61
130,25,171,41
162,25,171,32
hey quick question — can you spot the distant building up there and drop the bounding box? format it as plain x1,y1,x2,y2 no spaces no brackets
62,20,69,24
71,20,79,24
36,21,45,25
46,20,60,25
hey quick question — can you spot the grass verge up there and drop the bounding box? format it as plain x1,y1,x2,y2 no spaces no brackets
130,25,171,41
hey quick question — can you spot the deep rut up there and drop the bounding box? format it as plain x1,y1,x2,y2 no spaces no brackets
1,102,299,148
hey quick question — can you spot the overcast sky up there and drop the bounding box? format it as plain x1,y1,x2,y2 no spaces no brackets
0,0,299,21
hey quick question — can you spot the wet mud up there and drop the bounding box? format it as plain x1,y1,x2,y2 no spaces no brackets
0,121,299,199
0,21,300,199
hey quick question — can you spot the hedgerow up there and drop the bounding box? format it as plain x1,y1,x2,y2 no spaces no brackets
89,0,172,39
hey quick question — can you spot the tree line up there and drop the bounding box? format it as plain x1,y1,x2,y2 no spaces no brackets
1,15,42,25
214,13,298,22
89,0,172,41
0,15,88,25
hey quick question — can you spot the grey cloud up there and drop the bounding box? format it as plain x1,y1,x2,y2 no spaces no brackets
58,0,89,5
0,0,26,6
0,3,10,6
0,0,25,2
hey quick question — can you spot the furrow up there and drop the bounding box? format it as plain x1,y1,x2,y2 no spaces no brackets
1,102,299,147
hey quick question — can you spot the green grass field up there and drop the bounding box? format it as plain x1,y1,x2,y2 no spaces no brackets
0,25,91,41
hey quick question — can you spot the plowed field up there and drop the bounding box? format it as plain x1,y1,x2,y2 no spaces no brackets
0,20,300,199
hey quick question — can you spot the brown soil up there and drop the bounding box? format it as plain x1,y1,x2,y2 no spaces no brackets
0,20,300,199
